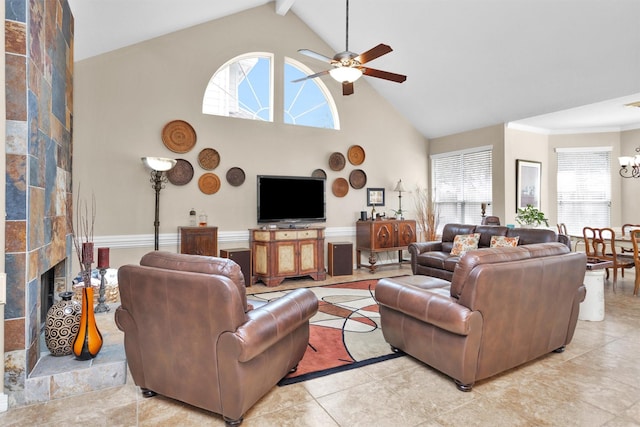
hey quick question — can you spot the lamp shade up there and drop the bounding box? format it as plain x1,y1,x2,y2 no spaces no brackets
141,157,177,172
329,66,363,83
393,179,407,193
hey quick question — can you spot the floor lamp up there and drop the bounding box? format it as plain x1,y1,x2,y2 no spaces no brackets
141,157,177,250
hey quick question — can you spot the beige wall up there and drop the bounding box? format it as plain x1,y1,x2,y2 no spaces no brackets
504,127,549,225
72,5,428,269
620,128,640,224
429,124,506,222
429,123,635,230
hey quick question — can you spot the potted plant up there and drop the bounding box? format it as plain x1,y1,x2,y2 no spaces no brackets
515,204,549,227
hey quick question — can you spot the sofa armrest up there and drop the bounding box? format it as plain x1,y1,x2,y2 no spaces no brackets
376,280,479,336
229,288,318,362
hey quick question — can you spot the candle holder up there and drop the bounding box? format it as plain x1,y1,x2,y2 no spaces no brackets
94,268,110,313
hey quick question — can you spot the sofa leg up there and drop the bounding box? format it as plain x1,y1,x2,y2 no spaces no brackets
141,388,157,398
390,345,403,354
553,346,566,353
289,364,298,373
454,380,473,392
223,416,243,426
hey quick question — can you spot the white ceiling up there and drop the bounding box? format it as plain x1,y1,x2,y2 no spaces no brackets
67,0,640,139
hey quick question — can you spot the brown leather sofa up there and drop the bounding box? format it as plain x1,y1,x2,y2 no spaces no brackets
115,251,318,426
376,242,586,391
409,223,569,280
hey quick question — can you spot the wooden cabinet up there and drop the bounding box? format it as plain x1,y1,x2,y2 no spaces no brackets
250,227,326,287
356,219,416,272
178,226,218,256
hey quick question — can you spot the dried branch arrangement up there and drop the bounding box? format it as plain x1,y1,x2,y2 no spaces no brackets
413,186,438,241
66,187,96,277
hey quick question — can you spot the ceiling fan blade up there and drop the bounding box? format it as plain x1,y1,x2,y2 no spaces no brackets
298,49,334,63
355,44,393,64
291,70,330,83
362,67,407,83
342,81,354,96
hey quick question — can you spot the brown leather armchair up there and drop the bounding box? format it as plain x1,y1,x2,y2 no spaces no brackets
116,252,318,426
377,243,586,391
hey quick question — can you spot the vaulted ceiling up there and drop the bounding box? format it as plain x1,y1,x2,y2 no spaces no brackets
68,0,640,139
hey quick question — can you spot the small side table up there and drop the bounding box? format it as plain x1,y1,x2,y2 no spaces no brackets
220,248,252,287
579,258,612,321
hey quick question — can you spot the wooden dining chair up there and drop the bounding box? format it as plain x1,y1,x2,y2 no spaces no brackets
631,229,640,296
582,226,602,261
557,223,568,235
595,227,635,289
620,223,640,254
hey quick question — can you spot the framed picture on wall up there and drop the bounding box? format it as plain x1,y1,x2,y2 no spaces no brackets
367,188,385,206
516,159,541,212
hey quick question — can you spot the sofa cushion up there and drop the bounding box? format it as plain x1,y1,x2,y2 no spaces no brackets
507,227,557,245
451,233,480,256
416,251,451,269
490,235,519,248
441,224,477,243
475,225,508,247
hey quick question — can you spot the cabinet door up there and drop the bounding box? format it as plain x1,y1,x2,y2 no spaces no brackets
373,223,395,249
298,240,317,274
180,227,217,256
274,242,297,275
253,242,270,276
397,221,417,246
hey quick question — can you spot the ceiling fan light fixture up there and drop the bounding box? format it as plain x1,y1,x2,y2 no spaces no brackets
329,66,363,83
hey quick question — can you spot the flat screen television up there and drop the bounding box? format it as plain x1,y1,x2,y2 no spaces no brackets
257,175,326,226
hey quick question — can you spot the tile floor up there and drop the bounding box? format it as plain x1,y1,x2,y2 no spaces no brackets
2,265,639,427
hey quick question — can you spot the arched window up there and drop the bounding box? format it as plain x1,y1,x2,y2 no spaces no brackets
284,58,339,130
202,53,273,121
203,53,339,130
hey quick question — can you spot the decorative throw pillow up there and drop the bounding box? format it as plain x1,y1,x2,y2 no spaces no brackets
490,235,520,248
450,233,481,256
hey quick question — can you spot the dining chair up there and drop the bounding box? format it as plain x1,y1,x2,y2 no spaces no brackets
631,229,640,296
582,226,602,261
620,223,640,255
557,223,568,235
595,227,635,289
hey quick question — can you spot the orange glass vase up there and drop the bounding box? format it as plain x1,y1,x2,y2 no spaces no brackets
73,286,103,360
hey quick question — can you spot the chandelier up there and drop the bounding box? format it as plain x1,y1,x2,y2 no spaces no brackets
618,146,640,178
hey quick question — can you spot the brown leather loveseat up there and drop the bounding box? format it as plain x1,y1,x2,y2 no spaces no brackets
376,242,586,391
409,223,568,280
116,251,318,426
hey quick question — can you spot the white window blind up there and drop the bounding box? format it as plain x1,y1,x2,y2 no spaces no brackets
431,146,493,232
556,148,611,235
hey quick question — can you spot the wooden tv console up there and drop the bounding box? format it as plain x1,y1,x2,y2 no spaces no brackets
249,227,326,287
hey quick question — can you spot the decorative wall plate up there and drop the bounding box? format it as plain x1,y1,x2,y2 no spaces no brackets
347,145,366,165
349,169,367,189
312,169,327,179
329,152,346,171
166,159,194,186
198,173,221,195
226,167,245,186
332,177,349,197
161,120,197,153
198,148,220,170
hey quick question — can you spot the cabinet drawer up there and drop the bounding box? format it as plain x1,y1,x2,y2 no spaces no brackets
275,231,297,240
252,231,271,241
296,229,318,239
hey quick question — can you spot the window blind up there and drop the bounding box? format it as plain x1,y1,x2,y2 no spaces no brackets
556,148,611,235
431,147,493,232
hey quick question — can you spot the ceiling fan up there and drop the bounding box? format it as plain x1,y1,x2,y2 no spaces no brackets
293,0,407,96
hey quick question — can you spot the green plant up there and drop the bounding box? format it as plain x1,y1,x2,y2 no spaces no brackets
515,204,549,227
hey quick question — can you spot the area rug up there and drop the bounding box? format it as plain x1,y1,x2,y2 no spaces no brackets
247,279,405,385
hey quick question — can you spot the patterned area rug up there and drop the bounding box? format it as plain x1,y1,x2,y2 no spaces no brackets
247,279,405,385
